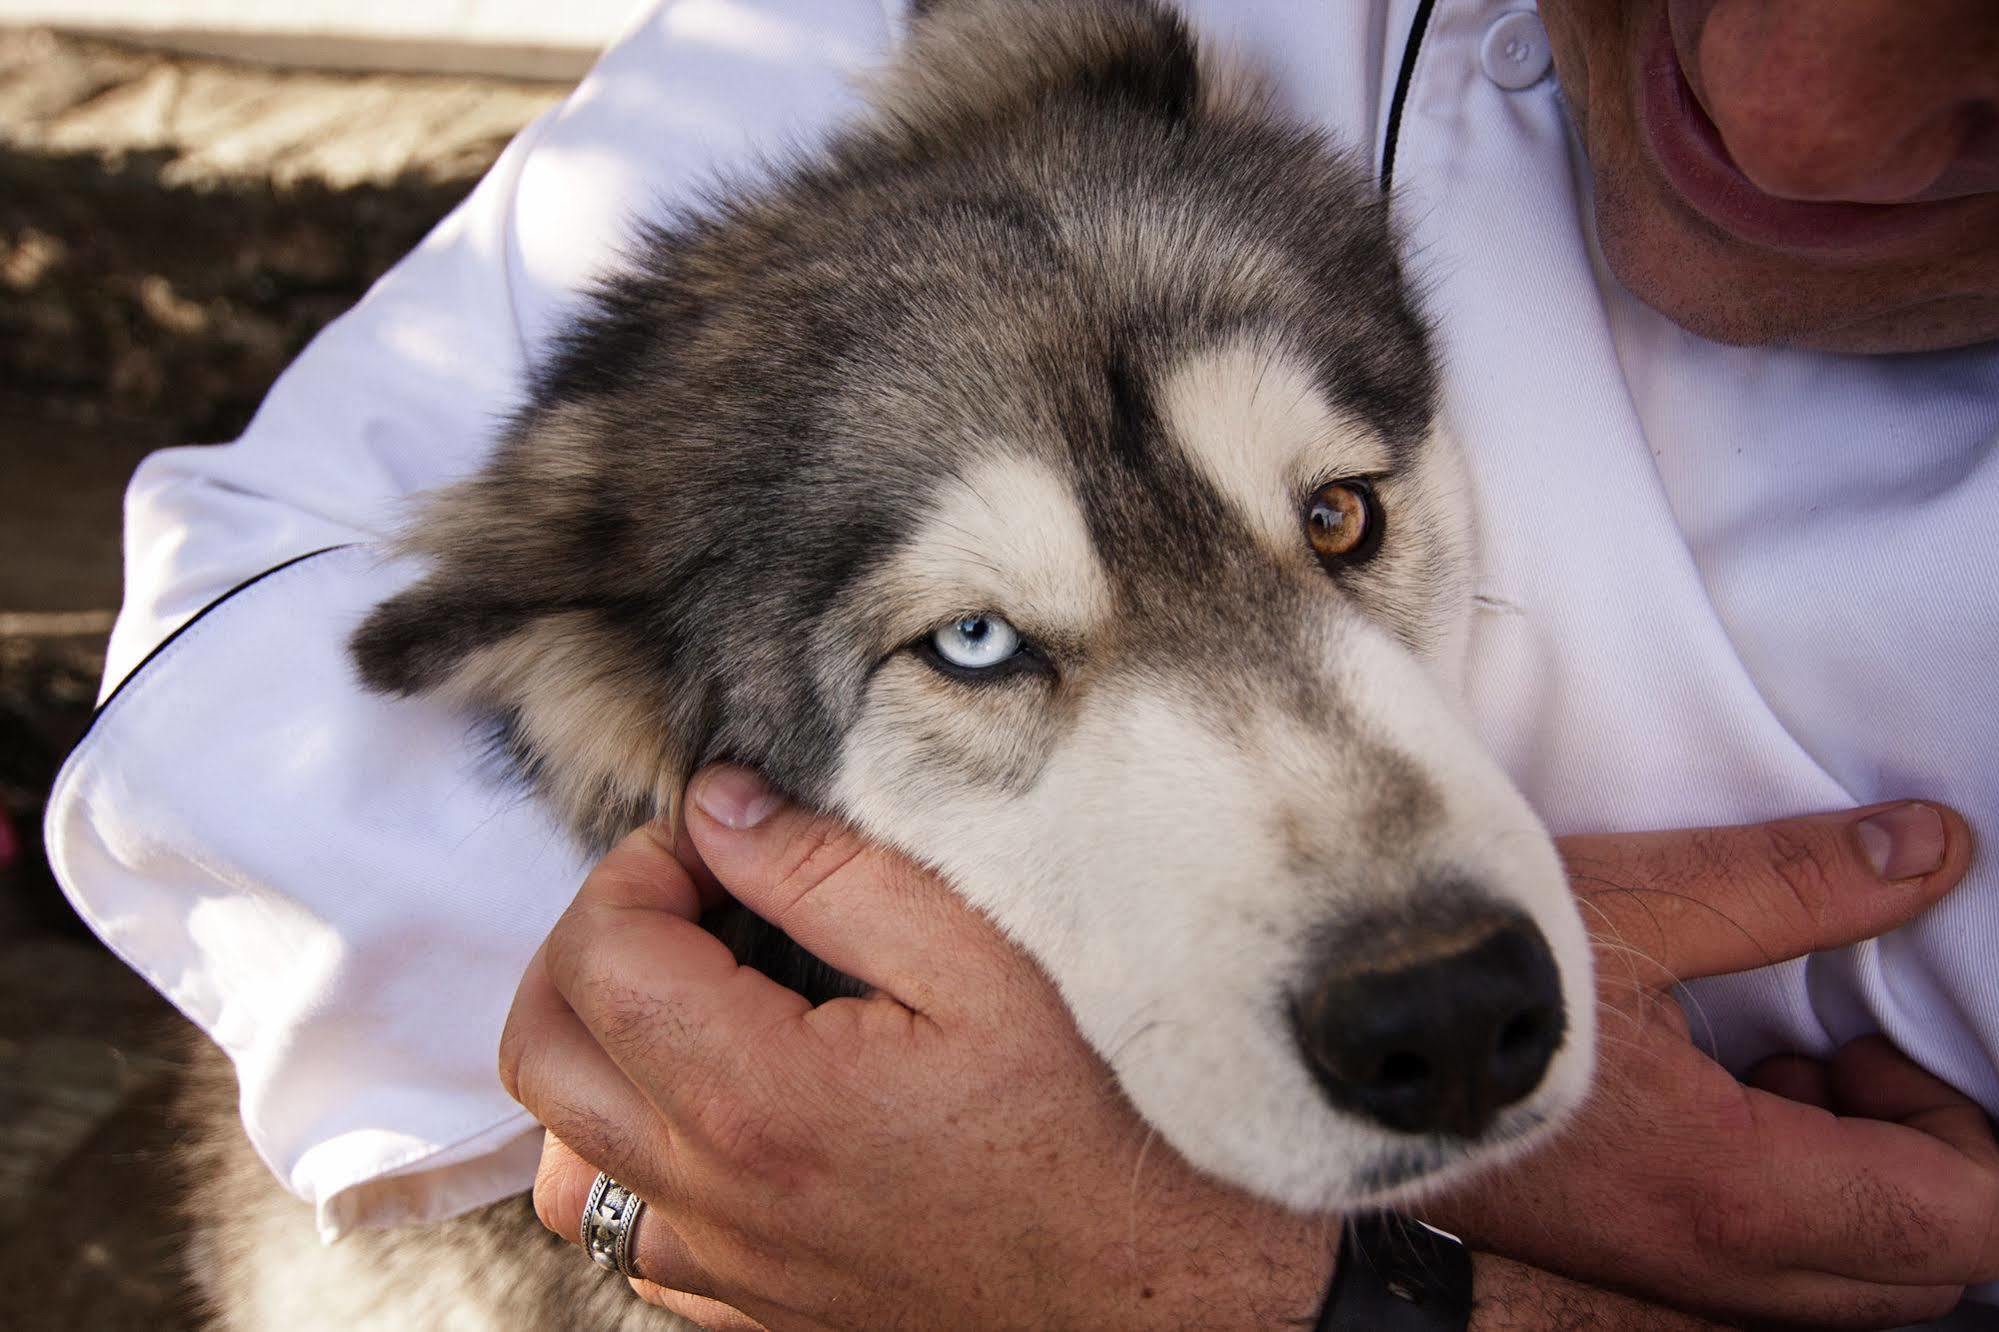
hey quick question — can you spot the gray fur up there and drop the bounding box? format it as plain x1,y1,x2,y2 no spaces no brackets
180,1038,660,1330
186,2,1592,1327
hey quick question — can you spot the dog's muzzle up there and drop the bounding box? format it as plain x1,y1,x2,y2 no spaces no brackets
1291,891,1567,1141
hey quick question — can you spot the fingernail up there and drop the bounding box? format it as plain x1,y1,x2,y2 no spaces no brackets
693,766,782,830
1855,803,1946,881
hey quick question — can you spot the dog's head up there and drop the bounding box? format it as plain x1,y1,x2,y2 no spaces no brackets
355,0,1594,1210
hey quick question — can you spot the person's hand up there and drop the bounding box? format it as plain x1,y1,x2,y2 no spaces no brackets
1470,1253,1732,1331
1423,802,1995,1328
503,768,1738,1331
504,771,1991,1331
499,766,1337,1331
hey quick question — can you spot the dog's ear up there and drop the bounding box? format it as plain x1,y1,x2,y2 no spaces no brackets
872,0,1204,136
350,578,521,698
351,420,702,851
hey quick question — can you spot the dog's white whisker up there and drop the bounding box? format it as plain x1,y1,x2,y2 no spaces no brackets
1125,1125,1163,1243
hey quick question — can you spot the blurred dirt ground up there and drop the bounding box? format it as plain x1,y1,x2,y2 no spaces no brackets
0,29,563,1327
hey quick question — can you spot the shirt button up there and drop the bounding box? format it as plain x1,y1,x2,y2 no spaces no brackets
1481,11,1553,90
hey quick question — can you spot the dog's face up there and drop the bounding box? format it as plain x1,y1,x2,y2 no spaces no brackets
821,333,1595,1208
356,0,1594,1211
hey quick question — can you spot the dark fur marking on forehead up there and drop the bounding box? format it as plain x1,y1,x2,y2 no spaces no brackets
1100,344,1156,474
1063,330,1281,585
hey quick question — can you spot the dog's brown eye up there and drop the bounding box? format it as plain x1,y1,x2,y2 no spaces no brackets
1305,480,1382,565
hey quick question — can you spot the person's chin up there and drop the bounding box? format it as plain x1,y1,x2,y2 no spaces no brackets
1591,160,1999,354
1589,163,1817,348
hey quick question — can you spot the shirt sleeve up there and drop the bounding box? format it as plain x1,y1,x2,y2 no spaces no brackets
44,0,905,1240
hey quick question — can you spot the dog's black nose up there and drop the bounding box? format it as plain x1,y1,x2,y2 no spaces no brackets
1294,906,1564,1139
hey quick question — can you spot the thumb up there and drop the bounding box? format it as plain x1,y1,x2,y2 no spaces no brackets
683,764,1014,1010
1560,801,1972,985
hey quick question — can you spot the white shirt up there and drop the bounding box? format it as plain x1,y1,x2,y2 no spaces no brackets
46,0,1999,1260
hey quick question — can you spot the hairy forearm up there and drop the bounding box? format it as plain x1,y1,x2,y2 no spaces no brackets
1470,1253,1733,1331
1178,1224,1731,1331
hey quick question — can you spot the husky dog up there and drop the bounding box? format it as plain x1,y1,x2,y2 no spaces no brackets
184,0,1596,1325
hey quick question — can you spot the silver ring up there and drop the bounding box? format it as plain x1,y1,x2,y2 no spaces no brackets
582,1171,646,1279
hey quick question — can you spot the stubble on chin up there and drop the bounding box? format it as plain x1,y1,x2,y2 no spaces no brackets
1592,170,1999,352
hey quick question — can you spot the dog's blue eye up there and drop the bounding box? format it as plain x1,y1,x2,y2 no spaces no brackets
930,615,1022,670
